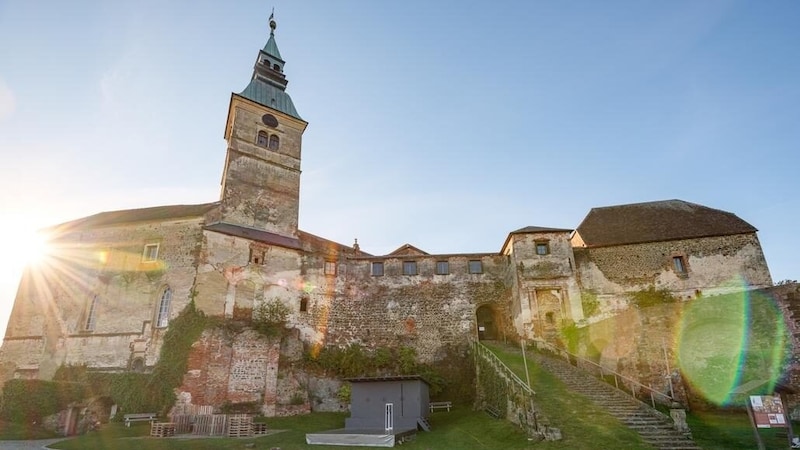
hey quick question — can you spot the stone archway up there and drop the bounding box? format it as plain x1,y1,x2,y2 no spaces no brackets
476,304,500,341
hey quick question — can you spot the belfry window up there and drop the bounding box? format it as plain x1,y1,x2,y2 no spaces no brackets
156,287,172,328
268,134,280,150
257,130,269,147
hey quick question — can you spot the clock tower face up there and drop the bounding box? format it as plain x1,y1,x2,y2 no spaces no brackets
262,114,279,127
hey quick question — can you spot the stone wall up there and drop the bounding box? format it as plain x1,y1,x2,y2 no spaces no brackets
321,254,513,361
0,217,204,379
575,233,773,301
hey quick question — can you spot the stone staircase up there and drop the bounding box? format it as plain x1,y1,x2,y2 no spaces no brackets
533,352,702,450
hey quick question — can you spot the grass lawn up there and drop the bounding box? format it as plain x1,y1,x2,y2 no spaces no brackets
0,420,60,440
689,409,798,450
45,410,535,450
8,342,799,449
483,342,651,449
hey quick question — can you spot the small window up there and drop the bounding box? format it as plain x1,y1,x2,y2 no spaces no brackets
435,261,449,275
468,260,483,274
143,243,159,262
249,248,265,265
257,130,269,147
371,262,384,277
85,295,98,331
156,287,172,328
273,63,281,71
536,242,550,255
299,296,309,312
673,256,687,275
130,357,145,373
324,261,337,276
268,134,280,150
403,261,417,276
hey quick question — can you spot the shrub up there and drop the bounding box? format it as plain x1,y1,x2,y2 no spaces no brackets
1,379,86,423
628,286,677,308
252,299,291,337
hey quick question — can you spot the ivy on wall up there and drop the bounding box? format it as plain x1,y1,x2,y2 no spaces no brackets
30,301,209,420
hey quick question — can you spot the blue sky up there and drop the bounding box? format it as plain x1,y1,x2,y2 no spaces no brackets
0,1,798,338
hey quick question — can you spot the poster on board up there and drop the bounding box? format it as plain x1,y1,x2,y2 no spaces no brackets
750,395,788,428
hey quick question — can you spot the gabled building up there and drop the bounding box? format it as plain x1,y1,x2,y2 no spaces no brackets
0,17,773,414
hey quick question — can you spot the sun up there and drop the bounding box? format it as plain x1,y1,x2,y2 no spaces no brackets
16,230,51,267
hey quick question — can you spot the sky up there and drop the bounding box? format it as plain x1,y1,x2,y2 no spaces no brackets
0,1,798,339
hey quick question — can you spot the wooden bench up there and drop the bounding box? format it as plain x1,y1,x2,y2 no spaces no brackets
429,401,452,412
124,412,157,427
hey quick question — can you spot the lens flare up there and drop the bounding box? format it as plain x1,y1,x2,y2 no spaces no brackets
676,276,789,405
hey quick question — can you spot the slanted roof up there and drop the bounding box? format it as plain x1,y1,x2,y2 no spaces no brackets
263,33,283,60
236,83,301,119
346,375,430,385
501,225,573,254
50,202,219,233
575,199,757,248
205,222,301,250
388,244,429,257
509,226,573,235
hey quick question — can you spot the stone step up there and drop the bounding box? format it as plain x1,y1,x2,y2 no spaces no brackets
531,352,701,450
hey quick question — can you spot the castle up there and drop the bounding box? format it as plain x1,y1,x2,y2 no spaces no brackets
0,18,773,414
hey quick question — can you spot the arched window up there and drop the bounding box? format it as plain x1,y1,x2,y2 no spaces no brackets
268,134,280,150
273,63,281,72
85,295,98,331
156,287,172,328
256,130,269,147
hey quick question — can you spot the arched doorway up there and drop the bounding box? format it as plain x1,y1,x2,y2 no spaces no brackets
476,305,499,341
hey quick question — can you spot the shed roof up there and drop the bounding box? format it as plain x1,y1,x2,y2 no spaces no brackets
575,199,757,248
346,375,430,385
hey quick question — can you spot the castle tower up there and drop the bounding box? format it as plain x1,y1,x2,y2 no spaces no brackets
219,14,308,238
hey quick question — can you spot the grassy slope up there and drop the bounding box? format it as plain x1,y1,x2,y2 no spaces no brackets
482,342,650,449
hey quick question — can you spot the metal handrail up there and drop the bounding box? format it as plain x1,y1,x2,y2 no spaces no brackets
529,337,676,410
475,341,534,395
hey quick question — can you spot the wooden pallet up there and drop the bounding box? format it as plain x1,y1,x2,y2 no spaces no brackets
150,422,176,438
226,414,253,438
194,414,227,436
252,422,268,435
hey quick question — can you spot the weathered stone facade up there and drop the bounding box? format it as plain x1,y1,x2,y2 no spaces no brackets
0,19,780,415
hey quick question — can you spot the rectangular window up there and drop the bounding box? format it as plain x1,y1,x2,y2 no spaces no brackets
435,261,449,275
403,261,417,276
324,261,337,276
536,242,550,255
371,262,384,276
142,243,159,262
673,256,687,275
84,296,98,331
468,260,483,274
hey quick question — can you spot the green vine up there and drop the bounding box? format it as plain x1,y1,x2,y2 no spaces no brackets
49,301,208,418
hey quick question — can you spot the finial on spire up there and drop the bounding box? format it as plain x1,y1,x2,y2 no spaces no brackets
269,8,276,34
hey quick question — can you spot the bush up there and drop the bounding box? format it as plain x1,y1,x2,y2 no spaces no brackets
628,286,677,308
1,379,86,423
252,299,290,337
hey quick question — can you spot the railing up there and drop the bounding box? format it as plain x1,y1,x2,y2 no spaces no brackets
475,341,534,395
528,337,676,412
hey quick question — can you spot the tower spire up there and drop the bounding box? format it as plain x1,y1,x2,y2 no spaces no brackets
236,10,300,119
